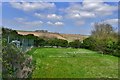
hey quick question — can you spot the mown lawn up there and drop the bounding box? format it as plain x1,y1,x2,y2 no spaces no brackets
28,48,118,78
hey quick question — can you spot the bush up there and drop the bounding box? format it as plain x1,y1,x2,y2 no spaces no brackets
111,41,120,57
2,43,36,78
82,37,96,50
34,38,46,47
47,38,68,48
69,40,82,48
83,23,119,57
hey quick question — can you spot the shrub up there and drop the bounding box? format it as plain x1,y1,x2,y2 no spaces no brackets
82,37,96,50
69,40,82,48
47,38,68,48
2,43,36,78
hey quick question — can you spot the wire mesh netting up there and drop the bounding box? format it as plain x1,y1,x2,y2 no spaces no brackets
7,36,34,52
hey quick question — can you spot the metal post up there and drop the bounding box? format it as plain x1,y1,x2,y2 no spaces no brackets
7,36,9,44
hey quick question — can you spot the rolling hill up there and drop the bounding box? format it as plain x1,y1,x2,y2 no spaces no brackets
17,30,89,42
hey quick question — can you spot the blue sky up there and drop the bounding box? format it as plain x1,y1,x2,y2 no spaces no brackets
2,1,118,35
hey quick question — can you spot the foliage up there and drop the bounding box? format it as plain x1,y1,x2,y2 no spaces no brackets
46,38,68,48
69,40,82,48
2,27,36,78
58,39,68,47
111,41,120,57
82,23,119,57
34,38,46,47
2,28,19,42
82,37,96,50
2,42,35,78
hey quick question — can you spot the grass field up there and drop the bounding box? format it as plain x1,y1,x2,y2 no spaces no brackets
27,48,118,78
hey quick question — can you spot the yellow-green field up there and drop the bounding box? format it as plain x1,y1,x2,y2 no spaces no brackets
27,48,118,78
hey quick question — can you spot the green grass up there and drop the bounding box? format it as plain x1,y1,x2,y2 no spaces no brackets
28,48,118,78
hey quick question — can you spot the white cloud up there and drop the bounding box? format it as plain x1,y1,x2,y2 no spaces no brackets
47,21,64,26
63,1,117,20
82,1,103,10
83,0,117,16
64,4,96,19
14,17,26,22
54,22,64,26
47,21,53,25
34,13,44,18
35,13,63,20
82,12,94,17
14,17,43,27
67,13,81,19
47,14,62,20
10,2,55,11
102,19,118,25
61,1,117,28
67,12,96,19
24,21,43,26
91,18,119,27
79,11,95,18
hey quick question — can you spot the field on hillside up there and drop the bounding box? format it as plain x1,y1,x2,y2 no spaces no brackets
17,31,88,42
27,48,118,78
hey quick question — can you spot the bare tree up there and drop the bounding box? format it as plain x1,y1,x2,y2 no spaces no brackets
91,23,116,40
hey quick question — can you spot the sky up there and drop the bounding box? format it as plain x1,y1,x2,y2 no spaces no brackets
2,0,119,35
